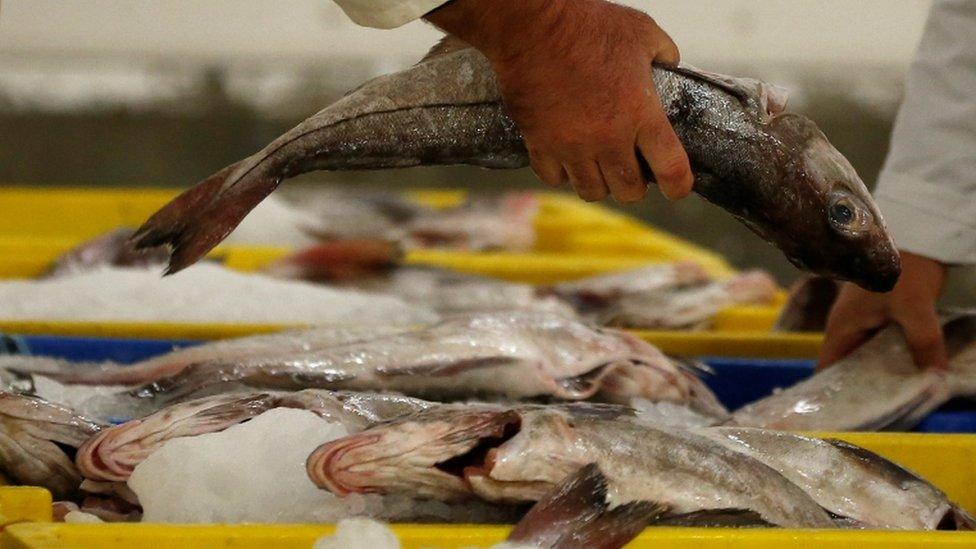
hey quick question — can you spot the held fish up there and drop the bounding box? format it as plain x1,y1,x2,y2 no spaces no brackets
306,403,833,528
730,314,976,431
133,38,900,291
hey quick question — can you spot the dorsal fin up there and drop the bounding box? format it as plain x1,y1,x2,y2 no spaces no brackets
419,34,471,63
667,64,790,117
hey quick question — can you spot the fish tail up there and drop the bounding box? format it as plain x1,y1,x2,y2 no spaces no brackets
507,463,665,549
132,159,280,274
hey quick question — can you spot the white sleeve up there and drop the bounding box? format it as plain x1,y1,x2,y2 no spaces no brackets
872,0,976,264
331,0,450,29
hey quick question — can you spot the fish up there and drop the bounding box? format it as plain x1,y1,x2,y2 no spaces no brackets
548,262,713,309
297,189,537,251
342,266,576,316
506,463,665,549
268,243,576,316
118,311,728,418
592,270,779,330
772,275,840,332
262,239,403,283
306,403,834,528
0,324,416,387
132,37,901,291
45,229,171,278
696,427,975,530
0,392,105,500
75,390,432,483
731,314,976,431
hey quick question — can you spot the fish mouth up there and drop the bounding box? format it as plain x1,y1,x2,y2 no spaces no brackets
307,410,522,499
75,420,145,482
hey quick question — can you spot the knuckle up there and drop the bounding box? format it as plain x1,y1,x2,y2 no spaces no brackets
655,157,691,183
576,184,608,202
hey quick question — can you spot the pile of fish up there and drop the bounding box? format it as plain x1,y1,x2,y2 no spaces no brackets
0,310,974,539
45,230,780,330
3,35,970,545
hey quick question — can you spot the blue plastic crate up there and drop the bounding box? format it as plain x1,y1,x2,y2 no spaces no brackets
4,335,975,433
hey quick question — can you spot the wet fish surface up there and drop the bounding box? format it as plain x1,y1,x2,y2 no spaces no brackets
506,463,665,549
731,315,976,431
0,392,105,500
117,311,727,418
307,403,833,528
45,229,171,278
696,426,975,530
590,270,778,330
134,38,900,291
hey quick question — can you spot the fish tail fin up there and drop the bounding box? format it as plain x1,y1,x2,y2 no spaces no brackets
132,159,280,274
507,463,665,549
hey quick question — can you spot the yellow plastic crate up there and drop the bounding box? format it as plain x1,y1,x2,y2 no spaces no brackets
0,187,781,343
0,432,974,547
0,488,51,528
5,524,975,549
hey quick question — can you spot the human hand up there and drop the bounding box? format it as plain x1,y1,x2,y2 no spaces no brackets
426,0,693,204
818,251,948,371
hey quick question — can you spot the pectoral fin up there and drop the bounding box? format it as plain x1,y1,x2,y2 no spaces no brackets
508,463,665,549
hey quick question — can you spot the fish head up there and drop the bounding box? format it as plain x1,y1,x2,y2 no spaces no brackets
307,405,522,501
764,113,901,292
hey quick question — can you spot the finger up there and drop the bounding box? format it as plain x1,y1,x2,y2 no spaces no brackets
564,161,609,202
597,147,647,204
897,308,948,370
817,307,884,370
529,153,566,188
636,96,693,201
647,25,680,66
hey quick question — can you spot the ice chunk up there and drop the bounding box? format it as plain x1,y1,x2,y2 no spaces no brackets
64,511,104,523
313,518,400,549
31,374,133,420
0,264,437,326
630,397,721,428
129,407,514,524
129,408,361,523
224,195,320,247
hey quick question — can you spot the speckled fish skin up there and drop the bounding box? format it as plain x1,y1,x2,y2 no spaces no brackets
593,270,778,330
134,42,900,292
75,389,432,483
307,403,833,528
121,311,728,418
10,324,415,386
0,392,105,500
730,315,976,431
696,427,974,530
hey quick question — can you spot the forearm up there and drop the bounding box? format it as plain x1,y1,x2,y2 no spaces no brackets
873,0,976,264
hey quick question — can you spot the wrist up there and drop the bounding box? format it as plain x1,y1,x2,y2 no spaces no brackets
425,0,571,62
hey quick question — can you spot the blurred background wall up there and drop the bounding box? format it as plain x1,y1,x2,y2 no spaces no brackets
0,1,939,284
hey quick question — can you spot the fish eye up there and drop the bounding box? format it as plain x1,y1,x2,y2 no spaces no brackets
827,193,870,236
829,201,854,226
